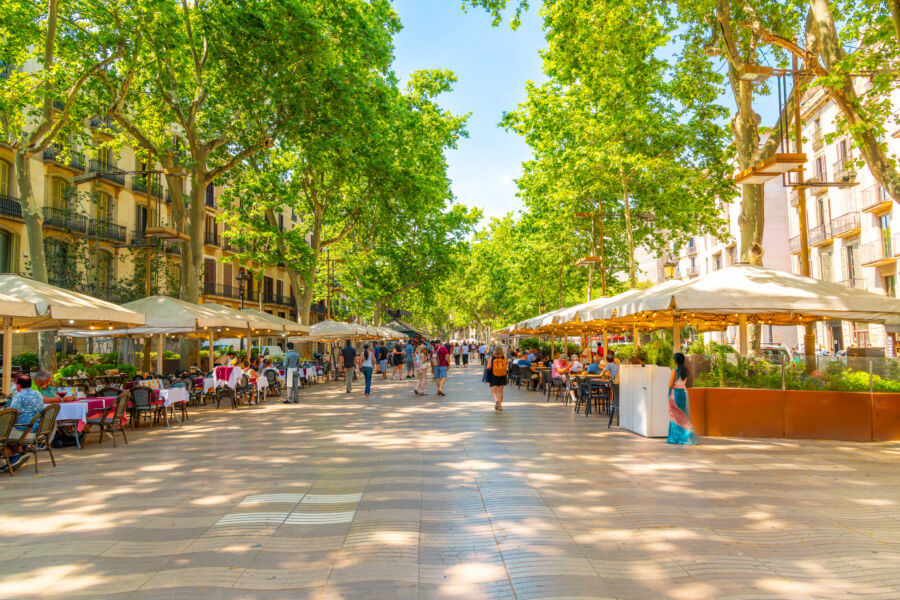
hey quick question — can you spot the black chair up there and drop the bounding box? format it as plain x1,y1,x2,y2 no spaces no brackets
508,363,521,387
235,374,252,406
14,404,60,473
84,391,130,447
95,386,120,398
216,383,236,410
263,368,281,397
0,408,19,476
130,386,164,427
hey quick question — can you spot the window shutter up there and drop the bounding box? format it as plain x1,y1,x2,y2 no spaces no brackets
10,233,20,274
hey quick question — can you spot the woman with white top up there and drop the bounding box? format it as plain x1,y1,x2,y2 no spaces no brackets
359,344,375,397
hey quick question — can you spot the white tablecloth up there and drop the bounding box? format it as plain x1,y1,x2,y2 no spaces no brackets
158,388,189,408
256,377,269,392
202,377,216,393
54,402,88,423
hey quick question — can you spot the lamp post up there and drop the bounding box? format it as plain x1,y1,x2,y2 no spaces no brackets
236,268,250,354
663,258,678,280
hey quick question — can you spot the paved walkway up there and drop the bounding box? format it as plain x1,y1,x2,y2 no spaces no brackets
1,367,899,599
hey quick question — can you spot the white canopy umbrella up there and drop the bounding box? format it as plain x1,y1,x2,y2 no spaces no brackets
238,308,309,335
564,265,900,343
0,275,146,394
290,319,372,343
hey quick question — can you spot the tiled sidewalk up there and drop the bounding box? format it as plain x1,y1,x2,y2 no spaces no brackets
1,368,898,599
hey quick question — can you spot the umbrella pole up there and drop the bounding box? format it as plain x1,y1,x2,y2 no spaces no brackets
673,318,682,355
209,331,215,373
738,315,748,357
2,317,11,396
157,334,164,375
633,325,638,353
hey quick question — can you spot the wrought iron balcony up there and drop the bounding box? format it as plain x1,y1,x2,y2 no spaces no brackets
42,206,87,233
861,238,897,267
204,229,219,246
831,212,860,238
832,156,855,181
89,116,118,131
861,184,892,214
42,146,84,171
87,159,125,186
0,194,23,219
89,219,127,243
790,235,801,254
811,130,823,151
808,223,833,247
263,292,295,307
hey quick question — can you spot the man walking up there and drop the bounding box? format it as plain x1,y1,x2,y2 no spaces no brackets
460,342,469,368
434,340,450,396
404,338,415,379
341,339,357,393
478,342,487,366
282,342,302,404
376,341,388,379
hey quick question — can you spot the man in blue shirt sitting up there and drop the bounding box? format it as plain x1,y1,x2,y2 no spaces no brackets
4,375,45,471
586,355,604,374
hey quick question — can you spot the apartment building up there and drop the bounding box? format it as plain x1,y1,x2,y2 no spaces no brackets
0,115,315,352
787,84,899,356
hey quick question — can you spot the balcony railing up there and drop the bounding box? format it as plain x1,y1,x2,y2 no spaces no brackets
42,146,85,171
790,235,801,253
131,176,163,199
811,130,823,151
263,292,295,307
87,159,125,185
89,116,118,131
42,206,88,233
0,194,23,219
861,238,896,266
832,156,854,180
861,184,892,213
838,277,865,289
203,281,240,299
808,223,832,246
831,212,860,238
204,229,219,246
89,219,126,243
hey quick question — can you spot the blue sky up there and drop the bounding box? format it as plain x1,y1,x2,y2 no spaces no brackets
391,1,783,225
392,0,545,222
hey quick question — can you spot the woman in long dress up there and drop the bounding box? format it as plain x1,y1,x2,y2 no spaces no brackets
667,352,698,445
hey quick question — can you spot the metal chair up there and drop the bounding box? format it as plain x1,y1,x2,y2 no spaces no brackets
235,374,252,406
84,391,130,447
95,386,120,398
263,368,281,397
14,404,60,473
130,386,164,427
216,383,236,410
0,408,19,476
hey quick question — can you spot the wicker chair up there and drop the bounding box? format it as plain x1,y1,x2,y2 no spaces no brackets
83,391,130,447
13,404,60,474
130,386,164,427
0,408,19,476
234,374,252,406
216,383,236,410
95,386,120,398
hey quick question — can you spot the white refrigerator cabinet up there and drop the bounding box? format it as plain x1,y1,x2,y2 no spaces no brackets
617,364,671,438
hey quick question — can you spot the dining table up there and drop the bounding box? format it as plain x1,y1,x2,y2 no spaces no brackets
53,397,120,448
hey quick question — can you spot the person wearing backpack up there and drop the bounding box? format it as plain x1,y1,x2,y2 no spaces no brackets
486,347,508,411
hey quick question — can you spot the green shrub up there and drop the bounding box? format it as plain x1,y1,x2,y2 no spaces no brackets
12,351,39,372
610,344,634,361
57,364,81,379
117,364,137,376
163,350,180,360
100,352,118,365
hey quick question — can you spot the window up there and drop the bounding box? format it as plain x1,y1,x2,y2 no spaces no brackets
204,258,216,285
816,198,826,226
728,245,737,265
96,191,114,222
843,242,860,282
50,178,70,210
44,237,70,286
0,160,11,197
714,253,722,271
0,230,16,273
880,214,892,255
815,156,826,178
819,252,833,282
839,139,849,161
885,275,896,298
98,147,114,167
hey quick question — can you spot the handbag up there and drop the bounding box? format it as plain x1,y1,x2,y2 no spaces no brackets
482,366,490,383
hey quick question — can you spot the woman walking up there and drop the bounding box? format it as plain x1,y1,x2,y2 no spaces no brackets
486,347,508,411
414,342,429,396
667,353,698,444
453,343,461,366
360,344,374,397
391,346,404,379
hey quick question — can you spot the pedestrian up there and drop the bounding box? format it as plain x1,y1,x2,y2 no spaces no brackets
453,343,461,366
404,338,415,379
375,342,388,378
434,340,450,396
667,353,698,444
486,347,508,411
391,345,404,379
282,342,302,404
341,339,357,393
478,342,487,366
414,341,429,396
461,341,469,368
359,344,374,397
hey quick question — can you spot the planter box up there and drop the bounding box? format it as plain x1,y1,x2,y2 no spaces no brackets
690,387,900,442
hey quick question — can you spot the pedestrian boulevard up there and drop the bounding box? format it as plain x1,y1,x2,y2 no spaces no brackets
1,367,898,599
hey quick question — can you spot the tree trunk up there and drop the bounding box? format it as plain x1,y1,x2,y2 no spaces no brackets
890,0,900,46
622,173,636,288
809,0,900,202
738,183,765,264
15,152,56,370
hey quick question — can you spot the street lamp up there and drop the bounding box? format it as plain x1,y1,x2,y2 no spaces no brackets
539,301,546,314
236,268,250,310
663,258,678,280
